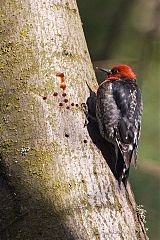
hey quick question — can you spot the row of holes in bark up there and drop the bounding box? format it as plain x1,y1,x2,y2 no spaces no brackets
43,94,79,109
65,133,87,143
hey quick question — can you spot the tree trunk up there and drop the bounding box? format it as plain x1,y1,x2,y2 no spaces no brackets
0,0,148,239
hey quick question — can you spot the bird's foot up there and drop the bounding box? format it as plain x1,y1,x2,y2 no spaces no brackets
81,103,89,127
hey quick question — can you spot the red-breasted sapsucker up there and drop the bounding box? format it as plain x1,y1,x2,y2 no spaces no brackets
96,64,143,185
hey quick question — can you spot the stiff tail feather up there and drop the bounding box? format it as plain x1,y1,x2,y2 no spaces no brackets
116,140,133,186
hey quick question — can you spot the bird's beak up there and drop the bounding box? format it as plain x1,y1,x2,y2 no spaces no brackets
96,67,112,75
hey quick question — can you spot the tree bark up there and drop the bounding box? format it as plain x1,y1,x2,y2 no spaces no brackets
0,0,148,239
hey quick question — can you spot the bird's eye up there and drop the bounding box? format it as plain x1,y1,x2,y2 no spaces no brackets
111,69,119,74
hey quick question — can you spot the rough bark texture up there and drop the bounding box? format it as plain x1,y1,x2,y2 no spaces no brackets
0,0,148,239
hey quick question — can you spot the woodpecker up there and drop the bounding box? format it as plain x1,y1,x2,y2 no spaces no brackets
96,64,143,185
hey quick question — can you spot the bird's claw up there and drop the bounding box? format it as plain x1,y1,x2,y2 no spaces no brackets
81,103,89,127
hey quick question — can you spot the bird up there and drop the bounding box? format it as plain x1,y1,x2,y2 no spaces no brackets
96,64,143,186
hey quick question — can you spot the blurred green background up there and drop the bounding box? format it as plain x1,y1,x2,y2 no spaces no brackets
77,0,160,239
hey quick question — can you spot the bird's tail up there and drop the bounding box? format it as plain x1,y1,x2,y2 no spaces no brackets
120,143,133,169
116,140,133,187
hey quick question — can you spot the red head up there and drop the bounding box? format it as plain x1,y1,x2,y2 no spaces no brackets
97,64,137,80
